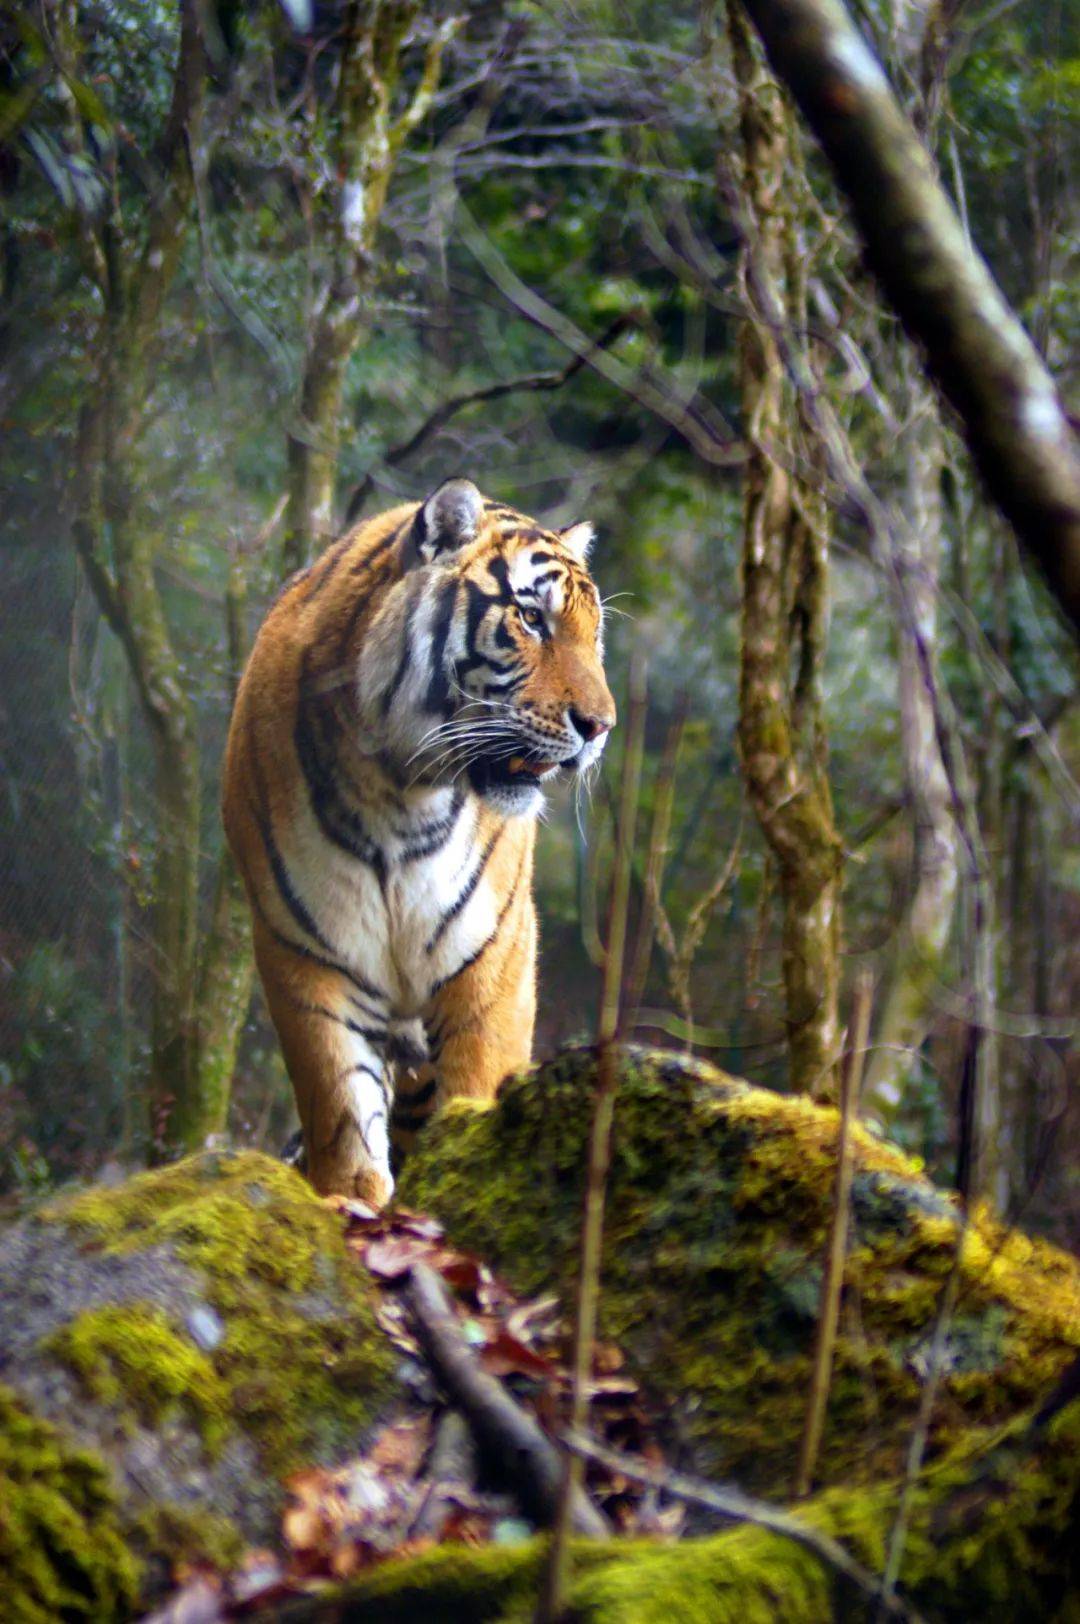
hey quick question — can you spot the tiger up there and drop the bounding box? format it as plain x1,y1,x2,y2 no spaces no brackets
223,477,616,1207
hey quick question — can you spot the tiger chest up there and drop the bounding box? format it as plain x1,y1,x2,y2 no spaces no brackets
289,783,500,1013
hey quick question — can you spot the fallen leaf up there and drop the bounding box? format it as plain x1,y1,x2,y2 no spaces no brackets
228,1550,290,1612
393,1210,445,1241
364,1234,429,1280
140,1575,224,1624
368,1417,430,1478
480,1328,556,1381
324,1194,380,1223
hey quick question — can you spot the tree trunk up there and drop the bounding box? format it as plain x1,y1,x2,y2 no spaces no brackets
281,4,452,572
739,0,1080,634
864,363,959,1120
727,2,842,1096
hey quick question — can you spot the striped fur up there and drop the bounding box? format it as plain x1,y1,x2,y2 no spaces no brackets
223,479,615,1205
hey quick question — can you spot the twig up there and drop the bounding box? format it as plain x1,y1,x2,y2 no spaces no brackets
539,657,648,1621
655,813,744,1050
877,1259,962,1614
562,1429,925,1624
344,315,635,522
794,968,872,1496
622,699,687,1029
401,1262,607,1539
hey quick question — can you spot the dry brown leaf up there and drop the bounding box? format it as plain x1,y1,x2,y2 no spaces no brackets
368,1417,430,1478
363,1234,430,1280
479,1328,557,1382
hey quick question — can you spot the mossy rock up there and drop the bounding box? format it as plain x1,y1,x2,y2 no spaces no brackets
261,1394,1080,1621
398,1047,1080,1495
0,1150,397,1620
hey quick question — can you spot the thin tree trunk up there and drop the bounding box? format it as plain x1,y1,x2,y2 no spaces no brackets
727,2,843,1096
864,364,959,1119
67,0,211,1159
182,546,258,1147
282,5,453,572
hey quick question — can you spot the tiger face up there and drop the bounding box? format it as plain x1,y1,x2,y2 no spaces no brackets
375,478,616,815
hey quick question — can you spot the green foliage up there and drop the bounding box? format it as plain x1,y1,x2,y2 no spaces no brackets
0,945,122,1191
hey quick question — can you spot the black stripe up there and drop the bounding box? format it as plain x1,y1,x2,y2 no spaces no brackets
260,811,328,948
349,516,409,577
344,1062,386,1085
429,848,527,994
295,650,387,879
394,1076,437,1108
245,722,340,956
380,572,425,717
486,554,512,595
288,999,387,1046
400,787,465,862
269,924,388,1006
424,579,460,716
348,990,389,1023
303,535,351,603
426,825,504,954
335,518,411,663
248,879,389,1005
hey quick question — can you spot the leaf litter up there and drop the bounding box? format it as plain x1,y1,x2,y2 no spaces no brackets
140,1197,681,1621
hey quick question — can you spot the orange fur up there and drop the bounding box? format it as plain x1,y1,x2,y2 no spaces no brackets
223,482,613,1204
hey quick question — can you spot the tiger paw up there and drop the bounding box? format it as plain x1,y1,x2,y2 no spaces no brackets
353,1165,395,1211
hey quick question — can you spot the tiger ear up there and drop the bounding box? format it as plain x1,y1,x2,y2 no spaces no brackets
559,521,595,566
414,478,483,561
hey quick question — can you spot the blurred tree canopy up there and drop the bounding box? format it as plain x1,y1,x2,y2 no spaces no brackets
0,0,1077,1236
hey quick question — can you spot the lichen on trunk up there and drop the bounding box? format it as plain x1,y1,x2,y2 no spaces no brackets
724,2,843,1097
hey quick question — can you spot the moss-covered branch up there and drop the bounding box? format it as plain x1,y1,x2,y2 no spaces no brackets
740,0,1080,634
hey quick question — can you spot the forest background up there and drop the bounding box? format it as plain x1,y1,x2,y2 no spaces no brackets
0,0,1077,1244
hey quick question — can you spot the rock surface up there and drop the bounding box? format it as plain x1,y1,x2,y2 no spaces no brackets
2,1046,1079,1622
400,1046,1080,1493
0,1150,397,1619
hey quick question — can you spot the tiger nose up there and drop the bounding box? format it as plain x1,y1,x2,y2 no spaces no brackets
570,706,614,743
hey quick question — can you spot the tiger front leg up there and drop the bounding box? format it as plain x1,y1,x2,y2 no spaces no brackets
253,925,395,1206
424,898,537,1112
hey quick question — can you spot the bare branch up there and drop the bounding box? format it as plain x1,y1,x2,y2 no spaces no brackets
344,314,636,521
390,17,460,152
402,1263,607,1539
794,969,871,1496
541,659,648,1620
454,196,743,466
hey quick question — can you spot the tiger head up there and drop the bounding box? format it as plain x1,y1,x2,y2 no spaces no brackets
376,478,616,815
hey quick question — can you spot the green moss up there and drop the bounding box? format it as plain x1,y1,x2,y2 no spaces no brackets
398,1048,1080,1496
288,1401,1080,1622
43,1150,397,1479
130,1502,246,1577
320,1535,825,1624
0,1383,139,1624
44,1306,229,1450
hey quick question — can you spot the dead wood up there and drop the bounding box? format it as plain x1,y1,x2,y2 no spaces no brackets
402,1262,609,1539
